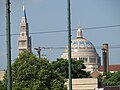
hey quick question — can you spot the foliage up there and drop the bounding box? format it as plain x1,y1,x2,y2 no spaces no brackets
3,50,67,90
98,72,120,87
3,51,91,89
51,58,91,78
101,71,120,86
0,81,4,90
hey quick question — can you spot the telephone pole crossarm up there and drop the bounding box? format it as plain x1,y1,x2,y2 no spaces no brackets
34,47,41,59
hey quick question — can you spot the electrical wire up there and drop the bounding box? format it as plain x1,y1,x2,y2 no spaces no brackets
0,45,120,57
81,24,120,30
0,45,120,63
39,45,120,50
0,24,120,37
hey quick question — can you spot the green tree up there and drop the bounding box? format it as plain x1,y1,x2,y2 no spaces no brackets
0,81,4,90
3,50,67,90
101,71,120,86
51,58,90,78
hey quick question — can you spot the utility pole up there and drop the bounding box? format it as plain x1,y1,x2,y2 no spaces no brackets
6,0,12,90
67,0,72,90
34,47,41,59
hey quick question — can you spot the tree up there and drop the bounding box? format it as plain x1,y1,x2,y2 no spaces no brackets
0,81,4,90
3,50,67,90
51,58,91,78
101,71,120,86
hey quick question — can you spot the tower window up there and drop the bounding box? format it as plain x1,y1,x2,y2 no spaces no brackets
19,41,26,47
22,33,24,36
21,26,26,31
22,41,25,46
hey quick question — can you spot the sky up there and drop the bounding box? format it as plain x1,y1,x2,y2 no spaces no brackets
0,0,120,69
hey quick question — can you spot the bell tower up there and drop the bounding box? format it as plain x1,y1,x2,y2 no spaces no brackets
18,4,31,54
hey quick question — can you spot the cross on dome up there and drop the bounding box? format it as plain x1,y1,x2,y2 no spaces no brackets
77,25,83,38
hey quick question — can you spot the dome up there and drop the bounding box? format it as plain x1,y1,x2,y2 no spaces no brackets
63,26,96,53
61,25,101,72
64,37,96,53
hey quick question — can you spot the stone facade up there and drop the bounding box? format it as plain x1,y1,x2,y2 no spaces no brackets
18,5,31,54
0,70,5,81
65,78,98,90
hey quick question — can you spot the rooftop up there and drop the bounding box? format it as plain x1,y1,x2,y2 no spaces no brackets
98,64,120,72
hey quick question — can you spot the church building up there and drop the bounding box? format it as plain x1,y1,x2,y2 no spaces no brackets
18,5,31,54
61,26,101,72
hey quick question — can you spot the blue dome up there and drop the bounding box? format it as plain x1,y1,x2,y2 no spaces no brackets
64,37,96,53
71,37,96,52
63,26,96,53
72,37,95,49
61,26,101,73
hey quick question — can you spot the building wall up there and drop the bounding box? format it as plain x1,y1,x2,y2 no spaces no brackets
0,70,5,81
65,78,98,90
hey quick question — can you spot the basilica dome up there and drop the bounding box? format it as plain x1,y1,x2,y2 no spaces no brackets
61,26,101,72
64,37,96,53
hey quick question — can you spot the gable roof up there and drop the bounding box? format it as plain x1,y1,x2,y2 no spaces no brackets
91,70,101,78
98,64,120,72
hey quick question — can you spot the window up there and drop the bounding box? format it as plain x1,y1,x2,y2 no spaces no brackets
84,58,88,63
89,57,96,63
72,58,77,61
21,26,26,31
79,57,87,63
19,41,26,47
21,41,25,46
22,33,24,36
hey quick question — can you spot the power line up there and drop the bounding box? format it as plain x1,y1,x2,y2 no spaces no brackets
0,45,120,55
81,24,120,30
0,45,120,59
0,24,120,37
40,45,120,50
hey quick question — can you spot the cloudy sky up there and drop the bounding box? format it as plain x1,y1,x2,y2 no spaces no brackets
0,0,120,69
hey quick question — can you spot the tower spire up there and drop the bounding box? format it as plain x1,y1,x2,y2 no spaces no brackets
18,0,31,54
23,2,24,12
77,25,83,38
23,0,25,16
22,0,27,21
